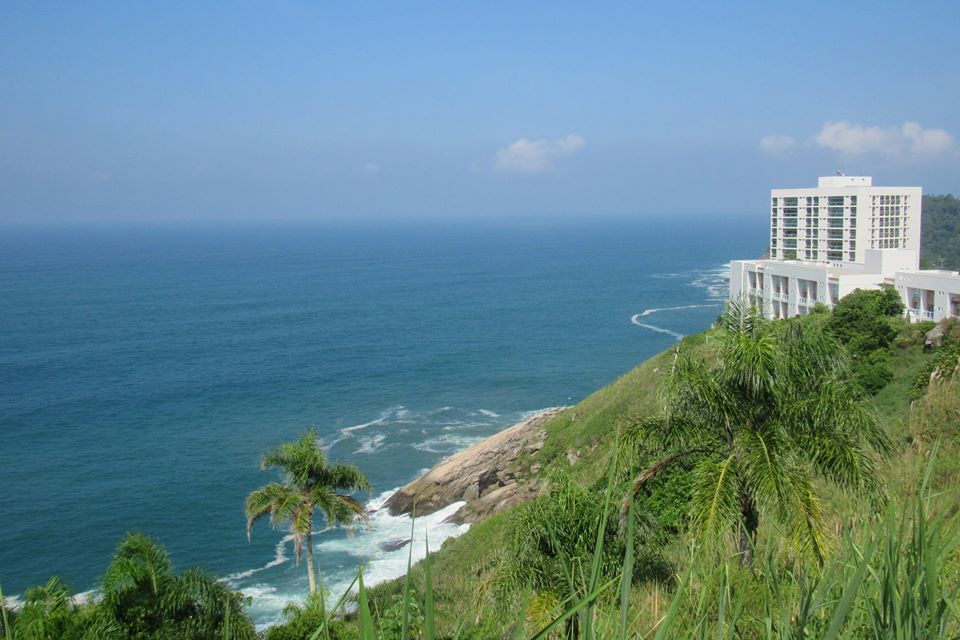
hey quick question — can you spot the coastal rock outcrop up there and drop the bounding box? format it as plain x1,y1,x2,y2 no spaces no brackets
383,407,566,524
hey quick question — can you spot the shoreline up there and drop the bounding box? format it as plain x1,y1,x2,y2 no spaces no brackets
383,406,568,524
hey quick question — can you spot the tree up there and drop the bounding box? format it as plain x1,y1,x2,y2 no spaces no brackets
246,430,371,595
100,533,255,639
9,577,121,640
827,287,905,394
827,287,903,356
623,302,891,565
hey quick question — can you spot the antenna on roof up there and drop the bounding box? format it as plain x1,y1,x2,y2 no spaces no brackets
835,169,845,176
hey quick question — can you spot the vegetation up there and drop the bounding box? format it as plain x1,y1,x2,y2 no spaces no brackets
1,533,255,640
824,286,905,394
920,194,960,270
620,302,890,566
246,430,371,595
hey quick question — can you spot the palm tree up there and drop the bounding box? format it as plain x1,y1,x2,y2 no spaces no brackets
621,302,890,564
245,429,371,594
100,532,255,639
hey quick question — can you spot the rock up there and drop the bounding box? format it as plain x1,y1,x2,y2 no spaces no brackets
462,482,480,501
381,538,411,552
566,450,579,466
446,480,544,524
925,321,949,350
383,407,566,522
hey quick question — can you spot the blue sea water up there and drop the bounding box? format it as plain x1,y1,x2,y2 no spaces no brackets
0,217,762,625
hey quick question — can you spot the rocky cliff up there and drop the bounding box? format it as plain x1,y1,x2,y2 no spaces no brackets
383,407,566,524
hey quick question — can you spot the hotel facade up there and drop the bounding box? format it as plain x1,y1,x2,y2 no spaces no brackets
730,176,960,322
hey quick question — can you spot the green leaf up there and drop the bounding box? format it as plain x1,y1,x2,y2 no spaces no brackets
358,570,376,640
402,511,415,640
652,566,692,640
527,577,617,640
618,492,636,640
424,533,435,640
823,537,876,640
0,581,13,640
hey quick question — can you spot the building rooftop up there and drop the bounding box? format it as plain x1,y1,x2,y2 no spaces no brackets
816,176,872,188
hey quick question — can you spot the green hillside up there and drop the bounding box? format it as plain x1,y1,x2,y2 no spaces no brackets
921,194,960,270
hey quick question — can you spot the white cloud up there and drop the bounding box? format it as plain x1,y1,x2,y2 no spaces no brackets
493,134,585,173
359,162,381,177
901,121,955,154
814,120,955,156
759,134,795,154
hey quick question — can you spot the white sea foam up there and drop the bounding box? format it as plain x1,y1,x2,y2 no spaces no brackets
690,264,731,300
339,412,392,434
630,316,684,341
319,490,470,599
412,433,486,454
3,589,97,612
354,433,388,455
235,406,560,628
634,303,720,317
223,534,295,583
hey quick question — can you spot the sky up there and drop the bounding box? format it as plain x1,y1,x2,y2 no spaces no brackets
1,1,959,223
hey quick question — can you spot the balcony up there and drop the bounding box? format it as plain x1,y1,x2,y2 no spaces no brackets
798,297,816,306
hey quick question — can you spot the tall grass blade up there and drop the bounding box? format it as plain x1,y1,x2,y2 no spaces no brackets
318,569,330,640
0,581,12,640
652,564,691,640
223,598,231,640
823,538,875,640
618,491,636,640
584,462,617,640
330,572,360,617
424,532,435,640
308,573,361,640
527,577,617,640
402,511,416,640
358,570,376,640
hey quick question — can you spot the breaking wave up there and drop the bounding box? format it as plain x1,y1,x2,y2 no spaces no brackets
629,317,684,341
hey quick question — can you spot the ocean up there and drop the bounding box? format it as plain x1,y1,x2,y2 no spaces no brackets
0,217,762,625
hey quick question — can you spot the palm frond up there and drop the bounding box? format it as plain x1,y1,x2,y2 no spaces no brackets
736,421,796,522
787,475,828,565
244,482,301,540
690,454,740,543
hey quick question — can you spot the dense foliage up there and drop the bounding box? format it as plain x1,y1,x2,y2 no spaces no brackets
622,303,891,566
825,286,905,394
920,194,960,270
1,534,256,640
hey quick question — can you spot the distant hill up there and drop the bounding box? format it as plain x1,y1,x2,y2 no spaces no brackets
921,194,960,270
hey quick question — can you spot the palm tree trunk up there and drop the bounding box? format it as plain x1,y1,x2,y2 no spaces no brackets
738,498,759,566
305,528,317,594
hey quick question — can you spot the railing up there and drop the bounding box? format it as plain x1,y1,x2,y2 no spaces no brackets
771,291,788,301
798,297,815,306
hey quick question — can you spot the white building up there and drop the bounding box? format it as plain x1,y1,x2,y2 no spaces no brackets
730,176,960,321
